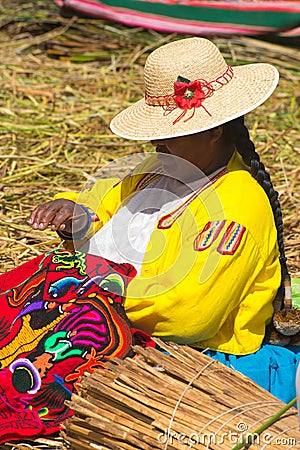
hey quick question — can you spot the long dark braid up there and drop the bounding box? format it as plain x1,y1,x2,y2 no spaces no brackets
223,116,290,310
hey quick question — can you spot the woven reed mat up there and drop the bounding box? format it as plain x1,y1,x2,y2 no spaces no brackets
61,340,300,449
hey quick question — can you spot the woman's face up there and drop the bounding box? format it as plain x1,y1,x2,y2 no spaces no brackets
151,127,233,176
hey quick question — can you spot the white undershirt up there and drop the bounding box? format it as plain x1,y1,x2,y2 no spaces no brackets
81,168,224,275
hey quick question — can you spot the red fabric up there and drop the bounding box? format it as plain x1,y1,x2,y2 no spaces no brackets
132,328,157,348
0,254,45,293
0,249,136,442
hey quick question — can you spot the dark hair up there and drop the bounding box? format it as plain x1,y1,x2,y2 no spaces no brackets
223,116,290,310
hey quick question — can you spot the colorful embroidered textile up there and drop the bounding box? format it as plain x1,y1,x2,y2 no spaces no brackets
0,249,136,442
53,0,300,36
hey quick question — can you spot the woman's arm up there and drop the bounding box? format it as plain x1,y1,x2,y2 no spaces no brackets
28,177,122,239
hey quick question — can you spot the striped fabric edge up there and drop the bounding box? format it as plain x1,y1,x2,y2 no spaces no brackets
279,25,300,36
55,0,299,35
58,0,300,14
137,0,300,13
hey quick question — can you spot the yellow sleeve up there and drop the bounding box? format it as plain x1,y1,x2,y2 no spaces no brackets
54,178,122,237
53,155,163,238
124,220,281,355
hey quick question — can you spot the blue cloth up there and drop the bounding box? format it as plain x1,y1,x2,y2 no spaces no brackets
204,344,300,404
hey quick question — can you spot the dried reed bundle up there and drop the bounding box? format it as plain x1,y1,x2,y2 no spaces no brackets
62,340,300,449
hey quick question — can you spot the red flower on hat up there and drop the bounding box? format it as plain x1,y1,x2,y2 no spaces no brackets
173,77,213,110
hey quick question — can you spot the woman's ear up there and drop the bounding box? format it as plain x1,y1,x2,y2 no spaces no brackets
209,125,224,144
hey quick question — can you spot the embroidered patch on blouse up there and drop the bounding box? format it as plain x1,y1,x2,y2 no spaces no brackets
217,221,246,255
194,220,225,251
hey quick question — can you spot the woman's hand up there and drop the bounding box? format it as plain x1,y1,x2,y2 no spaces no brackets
28,199,89,234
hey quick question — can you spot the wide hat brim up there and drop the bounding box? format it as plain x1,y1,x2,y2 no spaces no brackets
110,62,278,141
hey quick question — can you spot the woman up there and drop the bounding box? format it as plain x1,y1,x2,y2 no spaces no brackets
29,37,299,404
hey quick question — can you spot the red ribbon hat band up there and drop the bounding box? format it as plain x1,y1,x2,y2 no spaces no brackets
145,65,234,125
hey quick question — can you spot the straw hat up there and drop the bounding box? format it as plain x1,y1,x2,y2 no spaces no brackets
110,37,278,141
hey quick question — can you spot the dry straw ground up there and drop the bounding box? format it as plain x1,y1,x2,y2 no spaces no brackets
0,1,299,448
0,0,299,276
